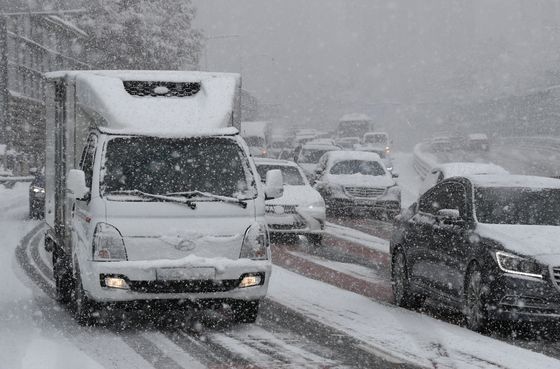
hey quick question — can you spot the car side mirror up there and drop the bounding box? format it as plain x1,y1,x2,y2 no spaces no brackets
67,169,89,200
437,209,464,226
265,169,283,200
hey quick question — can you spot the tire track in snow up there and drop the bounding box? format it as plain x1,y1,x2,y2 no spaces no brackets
15,224,201,369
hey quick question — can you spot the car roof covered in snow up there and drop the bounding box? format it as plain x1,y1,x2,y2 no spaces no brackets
339,113,371,122
302,142,341,150
468,133,488,140
465,174,560,189
326,150,382,162
434,162,509,177
45,70,240,137
253,158,299,167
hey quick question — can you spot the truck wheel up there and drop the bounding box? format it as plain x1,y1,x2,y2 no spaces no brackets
231,300,260,323
52,249,73,304
73,268,97,326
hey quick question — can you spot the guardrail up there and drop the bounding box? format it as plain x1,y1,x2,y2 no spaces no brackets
495,136,560,156
412,142,438,179
0,175,34,188
413,136,560,179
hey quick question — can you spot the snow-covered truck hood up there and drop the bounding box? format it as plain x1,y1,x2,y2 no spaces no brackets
326,173,395,188
265,185,323,206
103,200,257,261
476,223,560,261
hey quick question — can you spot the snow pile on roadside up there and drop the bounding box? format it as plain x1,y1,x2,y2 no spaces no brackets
269,266,560,369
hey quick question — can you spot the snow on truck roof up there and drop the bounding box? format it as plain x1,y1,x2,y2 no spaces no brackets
45,70,240,137
339,113,371,122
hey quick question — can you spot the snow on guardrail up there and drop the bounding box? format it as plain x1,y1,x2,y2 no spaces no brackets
496,136,560,155
412,142,438,179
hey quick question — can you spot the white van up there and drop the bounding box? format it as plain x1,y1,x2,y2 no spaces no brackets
44,71,283,325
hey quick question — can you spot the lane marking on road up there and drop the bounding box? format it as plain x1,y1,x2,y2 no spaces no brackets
140,332,206,369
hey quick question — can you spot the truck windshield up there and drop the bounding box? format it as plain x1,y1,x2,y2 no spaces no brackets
101,136,255,199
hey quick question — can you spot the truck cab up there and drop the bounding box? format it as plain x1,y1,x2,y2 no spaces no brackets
44,71,282,324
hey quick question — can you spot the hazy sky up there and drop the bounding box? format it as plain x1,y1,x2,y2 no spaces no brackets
193,0,560,133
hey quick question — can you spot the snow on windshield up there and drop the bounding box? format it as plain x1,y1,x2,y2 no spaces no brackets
102,136,255,198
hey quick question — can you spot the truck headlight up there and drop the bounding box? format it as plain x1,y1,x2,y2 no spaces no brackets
386,185,401,197
495,251,542,279
240,222,269,260
93,223,128,261
31,185,45,194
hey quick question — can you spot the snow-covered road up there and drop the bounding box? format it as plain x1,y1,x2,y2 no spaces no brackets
4,150,560,369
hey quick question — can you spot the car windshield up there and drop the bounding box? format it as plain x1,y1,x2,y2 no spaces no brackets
102,136,255,199
244,136,265,147
474,187,560,225
330,160,386,176
299,149,332,163
256,164,305,185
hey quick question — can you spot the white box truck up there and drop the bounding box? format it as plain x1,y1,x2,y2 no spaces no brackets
44,70,283,325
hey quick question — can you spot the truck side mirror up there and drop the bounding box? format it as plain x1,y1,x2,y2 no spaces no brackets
67,169,89,200
265,169,283,200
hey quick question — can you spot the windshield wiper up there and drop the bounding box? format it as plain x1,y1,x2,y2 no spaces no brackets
106,190,196,209
165,190,248,209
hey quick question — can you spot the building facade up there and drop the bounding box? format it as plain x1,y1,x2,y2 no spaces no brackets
0,12,89,173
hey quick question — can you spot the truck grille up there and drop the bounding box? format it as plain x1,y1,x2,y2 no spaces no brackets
123,81,201,97
266,205,298,214
344,186,385,198
551,266,560,289
128,279,238,294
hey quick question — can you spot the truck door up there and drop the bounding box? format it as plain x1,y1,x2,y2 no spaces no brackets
53,82,67,247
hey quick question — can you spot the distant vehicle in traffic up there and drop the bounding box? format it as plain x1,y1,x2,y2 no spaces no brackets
356,131,393,171
241,121,271,157
419,162,509,195
336,113,374,138
313,151,401,218
336,136,361,150
295,142,341,179
467,133,490,151
255,158,325,245
391,174,560,331
430,136,453,152
29,170,45,219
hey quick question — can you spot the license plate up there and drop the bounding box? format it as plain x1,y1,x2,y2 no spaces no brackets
156,267,216,281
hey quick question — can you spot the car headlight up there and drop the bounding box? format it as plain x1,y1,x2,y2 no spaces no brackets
31,186,45,193
495,251,543,279
240,222,269,260
93,223,128,261
307,200,325,210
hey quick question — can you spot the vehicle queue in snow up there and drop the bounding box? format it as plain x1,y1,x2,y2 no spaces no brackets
28,69,560,333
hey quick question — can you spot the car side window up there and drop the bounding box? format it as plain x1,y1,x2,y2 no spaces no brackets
433,182,467,217
80,134,97,189
418,187,439,215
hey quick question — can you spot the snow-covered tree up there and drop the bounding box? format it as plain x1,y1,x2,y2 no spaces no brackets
75,0,203,70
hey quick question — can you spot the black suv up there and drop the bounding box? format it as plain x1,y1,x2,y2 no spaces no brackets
390,174,560,331
29,172,45,219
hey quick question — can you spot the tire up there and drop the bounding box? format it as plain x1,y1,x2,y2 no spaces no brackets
73,267,97,326
52,249,74,304
392,249,424,309
307,234,323,246
231,300,260,323
464,264,489,332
